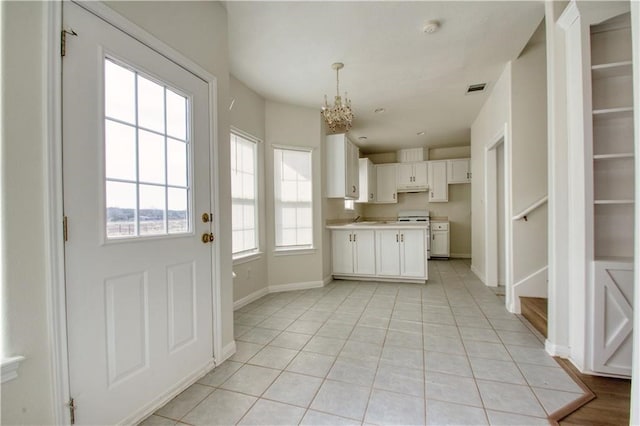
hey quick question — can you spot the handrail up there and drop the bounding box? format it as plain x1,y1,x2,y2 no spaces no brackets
512,195,548,221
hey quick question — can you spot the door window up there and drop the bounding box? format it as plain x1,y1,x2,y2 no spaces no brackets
104,58,191,239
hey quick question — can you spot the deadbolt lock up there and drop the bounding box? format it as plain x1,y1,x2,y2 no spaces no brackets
202,213,213,223
201,233,215,244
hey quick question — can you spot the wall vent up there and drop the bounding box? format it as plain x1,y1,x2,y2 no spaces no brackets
466,83,487,94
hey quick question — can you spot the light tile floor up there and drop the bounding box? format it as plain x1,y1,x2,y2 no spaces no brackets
142,260,582,425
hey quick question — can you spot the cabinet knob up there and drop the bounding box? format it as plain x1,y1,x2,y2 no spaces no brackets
352,185,356,193
393,193,396,199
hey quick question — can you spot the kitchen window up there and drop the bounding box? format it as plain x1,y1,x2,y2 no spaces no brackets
274,147,313,251
231,131,259,257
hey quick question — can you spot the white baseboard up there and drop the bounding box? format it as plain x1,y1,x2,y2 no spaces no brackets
233,287,269,311
545,340,570,358
323,275,333,286
125,358,215,425
268,280,324,293
220,341,236,363
450,253,471,259
470,264,485,284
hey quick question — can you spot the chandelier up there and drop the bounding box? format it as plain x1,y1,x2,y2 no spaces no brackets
322,62,354,133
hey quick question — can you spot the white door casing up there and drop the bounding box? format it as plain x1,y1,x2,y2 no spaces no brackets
63,3,217,424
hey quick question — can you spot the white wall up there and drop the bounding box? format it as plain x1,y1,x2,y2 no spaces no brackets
630,1,639,423
0,2,233,424
1,2,55,423
545,0,571,357
470,63,512,283
510,21,549,309
229,76,268,304
265,101,325,287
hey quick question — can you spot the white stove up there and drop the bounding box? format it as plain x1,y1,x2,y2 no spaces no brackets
397,210,431,259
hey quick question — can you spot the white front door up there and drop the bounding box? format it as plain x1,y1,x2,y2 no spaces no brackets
63,3,216,424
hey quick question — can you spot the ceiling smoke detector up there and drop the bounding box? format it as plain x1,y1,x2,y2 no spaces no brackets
374,108,386,113
358,136,368,141
423,20,440,34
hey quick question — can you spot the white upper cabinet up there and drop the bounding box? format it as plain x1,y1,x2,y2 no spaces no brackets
326,133,360,199
428,160,448,202
375,163,398,203
447,158,471,184
397,147,425,163
397,162,428,192
357,158,377,203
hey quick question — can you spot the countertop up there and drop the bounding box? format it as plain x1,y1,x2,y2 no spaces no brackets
326,221,430,230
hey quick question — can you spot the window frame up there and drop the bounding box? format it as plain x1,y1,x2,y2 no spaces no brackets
230,128,261,260
272,145,314,253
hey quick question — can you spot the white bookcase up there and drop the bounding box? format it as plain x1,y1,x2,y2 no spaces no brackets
589,13,634,376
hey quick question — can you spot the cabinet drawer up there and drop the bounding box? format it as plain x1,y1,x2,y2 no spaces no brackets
431,222,449,231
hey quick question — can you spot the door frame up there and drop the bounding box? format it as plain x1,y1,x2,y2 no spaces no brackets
45,2,223,423
484,124,513,306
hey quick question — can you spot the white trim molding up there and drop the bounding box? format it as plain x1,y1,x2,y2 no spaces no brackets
1,356,26,384
545,340,571,359
220,341,237,363
233,288,269,311
268,280,325,293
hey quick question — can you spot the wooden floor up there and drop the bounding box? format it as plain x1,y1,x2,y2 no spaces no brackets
554,359,631,426
519,297,631,426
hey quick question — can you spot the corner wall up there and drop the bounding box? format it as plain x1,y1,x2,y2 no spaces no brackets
1,2,55,423
265,101,325,288
470,63,512,284
229,76,268,305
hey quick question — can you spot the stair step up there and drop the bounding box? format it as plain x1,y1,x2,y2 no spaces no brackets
520,297,547,338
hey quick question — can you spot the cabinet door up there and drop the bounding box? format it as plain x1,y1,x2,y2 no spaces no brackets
375,164,398,203
375,230,400,276
396,163,414,189
448,158,470,184
428,161,448,202
413,162,428,187
357,158,376,203
353,230,376,275
332,231,354,274
347,141,360,198
431,231,449,257
400,229,426,278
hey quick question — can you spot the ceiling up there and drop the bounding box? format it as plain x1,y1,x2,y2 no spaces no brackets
225,1,544,154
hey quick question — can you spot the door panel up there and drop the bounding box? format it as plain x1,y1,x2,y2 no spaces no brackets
63,3,214,424
332,231,353,274
354,230,375,275
400,230,426,278
375,230,400,276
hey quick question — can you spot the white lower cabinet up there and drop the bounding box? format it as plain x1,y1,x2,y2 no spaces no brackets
430,222,450,258
331,227,427,281
375,229,426,279
332,230,375,276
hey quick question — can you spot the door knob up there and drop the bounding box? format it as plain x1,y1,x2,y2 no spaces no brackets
201,233,215,243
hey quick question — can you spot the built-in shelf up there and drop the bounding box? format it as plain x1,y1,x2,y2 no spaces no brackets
591,61,633,78
592,106,634,117
593,256,634,263
594,199,634,205
593,153,634,160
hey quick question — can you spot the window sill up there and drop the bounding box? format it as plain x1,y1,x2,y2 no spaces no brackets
1,356,25,384
273,247,317,257
233,252,263,265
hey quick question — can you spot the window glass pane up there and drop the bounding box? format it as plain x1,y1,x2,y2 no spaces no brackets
230,132,259,255
244,230,255,250
139,184,166,235
105,60,135,124
167,187,188,234
166,89,187,140
167,138,187,187
137,75,165,133
106,181,137,238
105,120,136,181
104,58,191,240
274,147,313,249
138,130,165,184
